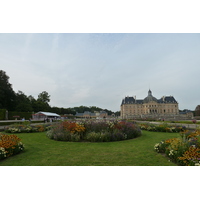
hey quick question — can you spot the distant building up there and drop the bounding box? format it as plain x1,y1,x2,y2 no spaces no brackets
75,111,108,118
179,109,194,118
32,111,60,120
121,89,179,119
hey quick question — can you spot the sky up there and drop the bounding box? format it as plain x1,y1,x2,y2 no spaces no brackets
0,33,200,112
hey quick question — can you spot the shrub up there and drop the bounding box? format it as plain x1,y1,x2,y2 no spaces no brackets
86,132,102,142
82,120,110,133
70,133,81,142
154,141,169,153
0,133,25,160
178,146,200,166
114,121,141,139
46,120,142,142
85,131,124,142
46,121,84,141
154,129,200,166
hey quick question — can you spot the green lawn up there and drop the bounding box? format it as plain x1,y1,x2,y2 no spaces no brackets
0,130,179,166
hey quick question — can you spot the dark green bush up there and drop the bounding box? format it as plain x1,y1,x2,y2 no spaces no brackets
0,109,6,120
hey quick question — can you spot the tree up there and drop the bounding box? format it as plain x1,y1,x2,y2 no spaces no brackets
36,91,51,112
37,91,50,103
51,106,61,114
114,111,120,116
0,70,16,111
28,95,36,111
15,91,33,112
195,105,200,116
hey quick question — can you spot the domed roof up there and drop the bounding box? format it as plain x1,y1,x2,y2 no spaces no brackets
143,90,157,103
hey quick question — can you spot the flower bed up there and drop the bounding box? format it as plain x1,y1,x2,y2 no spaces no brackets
5,123,51,133
154,129,200,166
0,133,25,160
139,123,185,133
46,120,142,142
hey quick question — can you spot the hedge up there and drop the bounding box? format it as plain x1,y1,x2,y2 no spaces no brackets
0,109,6,120
8,111,32,120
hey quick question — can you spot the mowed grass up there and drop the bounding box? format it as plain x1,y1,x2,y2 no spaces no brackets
0,130,179,166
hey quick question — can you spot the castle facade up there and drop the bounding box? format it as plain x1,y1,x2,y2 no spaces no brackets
121,90,179,119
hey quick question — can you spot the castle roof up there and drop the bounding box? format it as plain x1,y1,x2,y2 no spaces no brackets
143,89,158,103
121,90,178,105
158,96,178,103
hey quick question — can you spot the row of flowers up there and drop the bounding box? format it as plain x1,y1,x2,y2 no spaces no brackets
5,123,51,133
139,123,186,133
0,133,25,160
46,120,142,142
154,129,200,166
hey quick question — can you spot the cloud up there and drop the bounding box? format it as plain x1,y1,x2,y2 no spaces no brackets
0,33,200,111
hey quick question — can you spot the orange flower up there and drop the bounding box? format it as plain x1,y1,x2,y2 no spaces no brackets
62,121,85,134
0,134,24,158
178,146,200,165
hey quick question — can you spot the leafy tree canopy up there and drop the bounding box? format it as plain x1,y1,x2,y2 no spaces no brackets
0,70,16,110
15,91,33,112
37,91,50,103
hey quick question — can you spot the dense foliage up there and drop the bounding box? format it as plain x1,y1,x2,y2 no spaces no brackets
154,129,200,166
0,133,25,160
0,70,16,111
0,109,6,120
46,120,142,142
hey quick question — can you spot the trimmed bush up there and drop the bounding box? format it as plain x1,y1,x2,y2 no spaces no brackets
8,111,32,120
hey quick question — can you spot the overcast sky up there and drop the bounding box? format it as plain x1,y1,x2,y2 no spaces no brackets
0,33,200,112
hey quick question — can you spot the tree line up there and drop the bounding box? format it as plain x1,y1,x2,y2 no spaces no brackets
0,70,118,116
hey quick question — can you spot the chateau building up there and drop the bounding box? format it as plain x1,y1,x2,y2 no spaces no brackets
121,90,179,119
